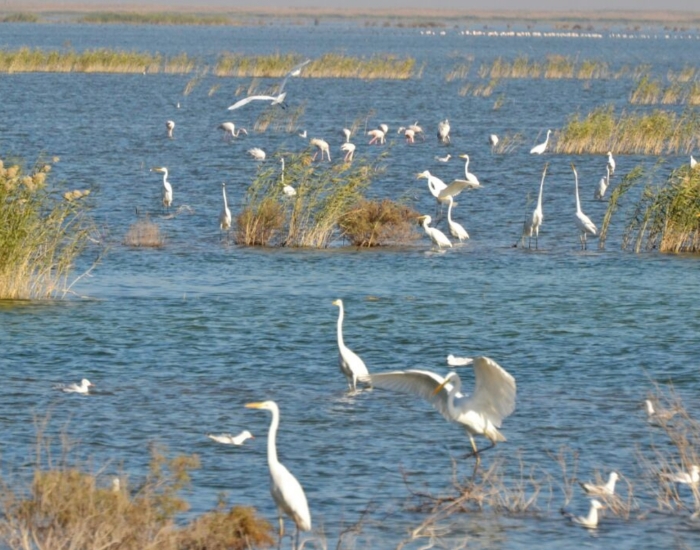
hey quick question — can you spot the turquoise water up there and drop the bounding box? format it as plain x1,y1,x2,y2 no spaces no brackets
1,21,700,549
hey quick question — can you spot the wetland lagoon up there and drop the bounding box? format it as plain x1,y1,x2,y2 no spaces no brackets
1,12,700,549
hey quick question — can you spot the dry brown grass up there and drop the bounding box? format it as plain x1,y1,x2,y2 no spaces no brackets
124,217,165,248
338,199,421,247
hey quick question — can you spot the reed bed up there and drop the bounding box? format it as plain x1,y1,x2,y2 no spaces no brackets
0,157,94,300
124,217,165,248
216,52,417,80
477,56,626,80
444,63,472,82
78,12,234,26
254,103,306,134
555,106,700,155
1,13,39,23
0,48,198,74
458,79,499,98
631,77,700,105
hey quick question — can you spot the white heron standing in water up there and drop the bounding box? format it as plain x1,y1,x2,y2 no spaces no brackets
572,164,597,249
165,120,175,138
447,196,469,241
606,151,616,176
437,118,451,144
280,158,296,197
151,167,173,211
245,401,311,550
219,183,231,231
595,166,610,201
418,215,452,248
489,134,499,152
332,299,370,391
530,129,551,155
522,163,547,249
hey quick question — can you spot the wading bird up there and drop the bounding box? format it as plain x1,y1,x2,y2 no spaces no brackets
248,147,266,161
418,214,452,248
437,118,451,144
572,165,597,249
595,166,610,201
606,151,616,176
341,142,355,162
645,399,679,424
219,122,248,139
456,154,480,187
580,471,619,496
691,155,697,169
332,299,370,391
245,401,311,550
362,356,516,467
219,183,231,231
207,430,254,445
310,138,331,161
522,163,547,249
152,167,173,211
447,196,469,241
280,158,296,197
342,128,352,143
530,129,552,155
489,134,499,151
367,126,387,145
563,499,604,529
165,120,175,138
54,378,94,394
418,170,447,211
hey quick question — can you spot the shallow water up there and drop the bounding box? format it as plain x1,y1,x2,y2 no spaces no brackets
1,20,700,549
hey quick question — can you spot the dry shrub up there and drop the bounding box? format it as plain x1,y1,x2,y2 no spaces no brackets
236,198,285,246
124,217,165,248
339,199,421,247
179,504,274,550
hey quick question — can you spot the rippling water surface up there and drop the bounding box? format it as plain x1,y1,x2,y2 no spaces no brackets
1,21,700,549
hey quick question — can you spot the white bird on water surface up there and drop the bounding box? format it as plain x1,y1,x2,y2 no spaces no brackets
419,214,452,249
340,142,355,162
219,183,232,231
645,399,679,424
595,166,610,201
580,471,619,496
280,158,296,197
151,167,173,210
54,378,94,394
207,430,254,445
165,120,175,138
530,129,552,155
563,499,604,529
437,118,451,144
248,147,266,161
572,164,597,249
447,196,469,241
332,299,370,391
522,163,548,249
435,154,451,162
606,151,616,176
660,464,700,485
245,401,311,550
362,356,516,464
489,134,499,151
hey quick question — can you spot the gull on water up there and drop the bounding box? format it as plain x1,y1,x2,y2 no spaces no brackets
54,378,94,394
207,430,254,445
563,499,604,529
580,471,619,496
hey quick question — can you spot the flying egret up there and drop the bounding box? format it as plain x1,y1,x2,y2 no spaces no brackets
522,163,547,249
219,183,232,231
437,118,451,144
207,430,254,445
580,472,619,496
226,60,311,111
446,196,469,241
152,167,173,210
219,122,248,139
645,399,679,424
280,158,296,197
595,166,610,201
660,465,700,485
341,142,356,163
310,138,331,162
362,356,516,464
418,170,447,208
435,154,451,162
691,155,697,169
248,147,266,161
298,130,307,139
529,129,552,155
489,134,499,151
54,378,94,394
332,299,370,391
419,215,452,248
165,120,175,138
606,151,616,176
572,165,597,249
245,401,311,549
563,499,604,529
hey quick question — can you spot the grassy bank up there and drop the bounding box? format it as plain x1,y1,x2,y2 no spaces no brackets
78,12,234,25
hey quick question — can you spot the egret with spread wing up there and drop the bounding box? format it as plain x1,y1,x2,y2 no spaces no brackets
362,356,516,464
227,59,311,111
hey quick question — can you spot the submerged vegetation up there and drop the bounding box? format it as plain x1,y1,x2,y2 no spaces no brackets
0,157,94,300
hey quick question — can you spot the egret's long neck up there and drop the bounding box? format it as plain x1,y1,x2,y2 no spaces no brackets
606,474,616,492
162,171,169,186
281,160,285,184
537,171,546,210
267,406,280,467
447,200,454,223
222,186,228,209
464,157,470,178
446,373,461,418
574,171,582,213
336,305,345,349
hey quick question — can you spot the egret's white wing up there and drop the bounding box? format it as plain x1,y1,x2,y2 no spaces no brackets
278,58,312,93
364,369,455,421
440,179,481,200
467,356,516,427
228,94,278,111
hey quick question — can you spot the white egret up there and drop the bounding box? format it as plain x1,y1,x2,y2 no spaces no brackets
489,134,499,151
275,58,312,92
207,430,254,445
340,142,356,162
595,166,610,201
342,128,352,143
245,401,311,549
219,183,232,231
572,165,597,249
165,120,175,138
332,299,370,391
280,158,296,197
447,196,469,241
435,154,451,162
645,399,679,424
691,155,697,169
456,154,480,187
152,167,173,210
54,378,93,394
564,499,604,529
580,472,619,496
437,118,451,144
228,92,287,111
362,356,516,463
660,465,700,485
522,163,547,249
606,151,616,176
418,170,447,207
310,138,331,162
248,147,266,161
367,127,386,145
219,122,248,139
529,129,552,155
419,215,452,248
298,130,307,139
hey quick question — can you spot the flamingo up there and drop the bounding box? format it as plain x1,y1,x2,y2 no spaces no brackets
310,138,331,161
341,142,355,162
219,122,248,139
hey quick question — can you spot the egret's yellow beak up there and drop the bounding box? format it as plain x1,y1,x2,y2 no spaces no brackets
433,379,449,396
332,299,341,306
245,402,264,409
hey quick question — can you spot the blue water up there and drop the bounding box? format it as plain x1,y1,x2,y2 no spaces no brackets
1,20,700,549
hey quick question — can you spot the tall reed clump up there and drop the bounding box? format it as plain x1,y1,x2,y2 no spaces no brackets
555,105,700,154
0,157,94,300
338,199,420,247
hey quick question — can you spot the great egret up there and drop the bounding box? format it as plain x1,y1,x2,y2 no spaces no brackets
572,165,597,249
447,196,469,241
310,138,331,162
580,471,619,496
456,154,480,187
435,154,451,162
332,299,370,391
362,356,516,463
276,58,312,92
207,430,254,445
152,167,173,210
342,128,352,142
522,163,547,249
594,166,610,201
165,120,175,138
228,92,287,111
529,129,552,155
219,183,232,231
418,215,452,248
437,118,451,144
219,122,248,139
563,499,604,529
660,465,700,485
248,147,266,161
418,170,448,210
645,399,679,424
54,378,94,394
691,155,697,169
367,127,386,145
606,151,616,176
341,142,356,162
280,158,296,197
489,134,499,151
245,401,311,549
